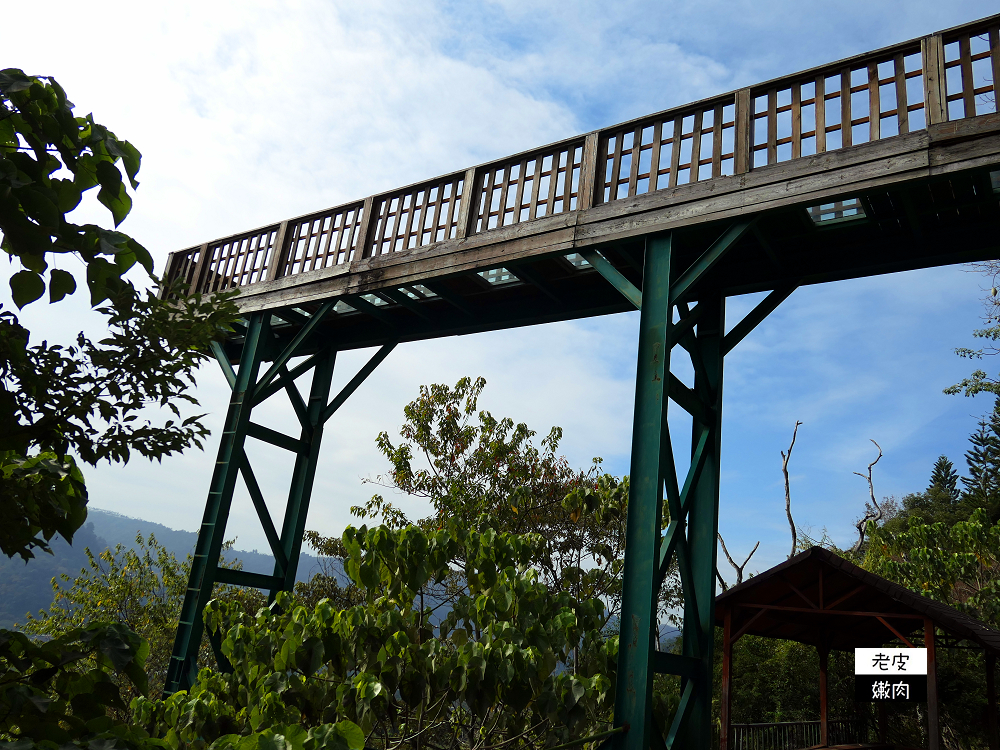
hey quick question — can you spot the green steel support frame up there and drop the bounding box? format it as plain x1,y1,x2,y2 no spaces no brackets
165,222,795,750
164,310,395,695
601,222,792,750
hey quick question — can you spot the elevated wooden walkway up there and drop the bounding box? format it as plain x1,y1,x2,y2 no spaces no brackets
164,15,1000,358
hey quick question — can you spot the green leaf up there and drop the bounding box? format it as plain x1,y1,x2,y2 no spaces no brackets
0,68,35,94
119,140,142,189
334,722,365,750
95,160,131,226
48,268,76,302
128,237,154,273
10,270,45,308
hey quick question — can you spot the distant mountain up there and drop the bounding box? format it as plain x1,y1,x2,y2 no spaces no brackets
85,508,322,580
0,521,105,629
0,508,322,630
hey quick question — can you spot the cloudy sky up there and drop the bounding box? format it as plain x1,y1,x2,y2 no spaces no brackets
5,0,1000,581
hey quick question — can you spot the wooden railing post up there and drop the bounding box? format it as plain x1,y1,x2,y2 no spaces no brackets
922,34,947,125
818,647,829,747
189,243,211,294
988,651,999,750
158,252,178,299
355,195,378,259
577,132,601,210
265,220,291,282
991,27,1000,118
455,167,479,239
735,88,752,174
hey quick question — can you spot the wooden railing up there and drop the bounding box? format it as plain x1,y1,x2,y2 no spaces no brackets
730,718,869,750
164,14,1000,296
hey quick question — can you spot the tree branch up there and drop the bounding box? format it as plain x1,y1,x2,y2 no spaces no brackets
781,421,803,558
852,439,883,553
717,533,760,588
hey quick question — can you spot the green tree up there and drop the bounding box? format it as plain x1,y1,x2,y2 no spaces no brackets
958,401,1000,524
134,519,616,750
865,510,1000,748
945,258,1000,400
889,455,963,529
293,531,365,612
0,69,239,560
19,534,265,702
1,623,152,747
929,454,960,500
866,508,1000,626
353,376,675,628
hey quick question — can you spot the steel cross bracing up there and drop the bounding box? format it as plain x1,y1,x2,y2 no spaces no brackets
164,213,805,750
586,222,800,750
164,309,395,694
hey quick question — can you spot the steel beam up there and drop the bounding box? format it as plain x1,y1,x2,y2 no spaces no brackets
255,301,334,396
613,233,673,750
165,312,270,695
678,292,725,749
579,248,642,309
611,220,774,748
269,345,337,599
319,342,397,425
722,283,798,355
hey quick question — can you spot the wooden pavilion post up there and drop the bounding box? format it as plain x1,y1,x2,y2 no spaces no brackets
925,617,939,750
987,651,998,750
818,646,829,747
721,606,734,750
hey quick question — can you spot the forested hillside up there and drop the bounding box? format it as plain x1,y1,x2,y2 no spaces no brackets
0,509,318,628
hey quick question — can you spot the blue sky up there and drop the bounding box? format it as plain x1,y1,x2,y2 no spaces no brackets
4,0,999,581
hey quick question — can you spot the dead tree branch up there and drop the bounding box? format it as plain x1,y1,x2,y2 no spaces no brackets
781,421,803,558
852,439,884,553
716,568,728,593
718,533,760,589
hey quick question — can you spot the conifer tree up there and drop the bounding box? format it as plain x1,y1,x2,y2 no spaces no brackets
898,454,964,527
959,398,1000,523
928,454,959,501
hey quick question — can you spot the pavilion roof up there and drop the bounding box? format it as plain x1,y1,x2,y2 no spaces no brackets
713,546,1000,654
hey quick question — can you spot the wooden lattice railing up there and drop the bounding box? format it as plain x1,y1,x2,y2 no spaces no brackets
164,14,1000,296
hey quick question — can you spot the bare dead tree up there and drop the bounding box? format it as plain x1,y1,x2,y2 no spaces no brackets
717,533,760,590
852,439,884,553
781,421,803,558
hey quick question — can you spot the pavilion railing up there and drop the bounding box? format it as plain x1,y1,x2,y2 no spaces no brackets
164,14,1000,297
730,717,869,750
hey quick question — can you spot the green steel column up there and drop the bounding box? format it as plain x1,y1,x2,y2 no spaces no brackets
269,345,337,600
165,312,271,695
613,233,673,749
680,292,725,748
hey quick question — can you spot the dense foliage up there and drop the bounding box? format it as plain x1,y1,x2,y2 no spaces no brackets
130,519,616,750
19,533,265,702
0,69,239,561
357,376,679,628
0,623,151,749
